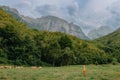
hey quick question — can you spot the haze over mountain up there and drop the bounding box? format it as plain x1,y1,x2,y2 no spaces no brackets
96,28,120,47
88,26,114,39
0,0,120,34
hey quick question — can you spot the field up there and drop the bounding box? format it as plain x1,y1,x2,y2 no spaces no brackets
0,64,120,80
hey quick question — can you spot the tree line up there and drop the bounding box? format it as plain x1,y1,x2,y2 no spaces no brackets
0,8,119,66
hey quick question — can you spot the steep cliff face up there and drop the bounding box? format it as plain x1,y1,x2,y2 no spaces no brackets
22,15,88,39
1,6,88,39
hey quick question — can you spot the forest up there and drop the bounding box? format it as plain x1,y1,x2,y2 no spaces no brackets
0,8,119,66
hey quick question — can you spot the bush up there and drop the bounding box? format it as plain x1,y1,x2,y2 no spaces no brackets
112,58,118,65
95,61,98,65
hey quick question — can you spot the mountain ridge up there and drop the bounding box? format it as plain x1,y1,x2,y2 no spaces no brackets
0,8,113,66
88,26,114,39
96,28,120,62
0,6,89,40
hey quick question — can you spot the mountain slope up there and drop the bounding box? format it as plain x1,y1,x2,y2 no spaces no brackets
0,6,89,40
88,26,114,39
96,28,120,62
96,28,120,46
0,8,112,66
23,15,89,39
0,6,24,22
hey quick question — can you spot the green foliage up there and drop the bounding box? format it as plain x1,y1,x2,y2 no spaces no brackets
0,49,8,64
96,28,120,63
46,41,61,66
0,8,119,66
59,35,73,49
112,58,118,65
58,47,75,66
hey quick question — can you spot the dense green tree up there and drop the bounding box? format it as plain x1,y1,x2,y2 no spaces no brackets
59,35,73,49
0,49,8,64
46,41,61,66
0,8,120,66
58,47,75,66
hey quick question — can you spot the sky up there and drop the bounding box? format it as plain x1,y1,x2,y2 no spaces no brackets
0,0,120,34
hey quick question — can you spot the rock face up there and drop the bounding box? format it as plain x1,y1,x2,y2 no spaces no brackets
88,26,114,39
1,6,89,40
22,15,89,39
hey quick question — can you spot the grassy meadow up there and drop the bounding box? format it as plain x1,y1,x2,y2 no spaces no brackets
0,64,120,80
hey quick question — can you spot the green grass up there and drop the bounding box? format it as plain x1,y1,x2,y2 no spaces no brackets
0,64,120,80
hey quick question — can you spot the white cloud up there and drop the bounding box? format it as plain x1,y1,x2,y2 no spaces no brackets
77,0,120,32
0,0,120,34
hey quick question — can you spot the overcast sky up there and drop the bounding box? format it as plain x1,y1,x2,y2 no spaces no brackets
0,0,120,34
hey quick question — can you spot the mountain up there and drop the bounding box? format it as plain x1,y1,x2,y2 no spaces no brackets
23,15,89,39
96,28,120,62
0,8,113,66
96,28,120,47
0,6,89,40
88,26,114,39
0,6,24,22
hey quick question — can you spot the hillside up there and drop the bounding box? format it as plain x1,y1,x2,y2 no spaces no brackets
0,6,24,22
0,8,114,66
0,6,89,40
96,28,120,62
96,28,120,45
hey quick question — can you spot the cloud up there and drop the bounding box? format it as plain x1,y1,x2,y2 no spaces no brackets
76,0,120,31
0,0,120,34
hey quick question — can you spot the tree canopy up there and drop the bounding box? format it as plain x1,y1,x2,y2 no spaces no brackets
0,8,119,66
